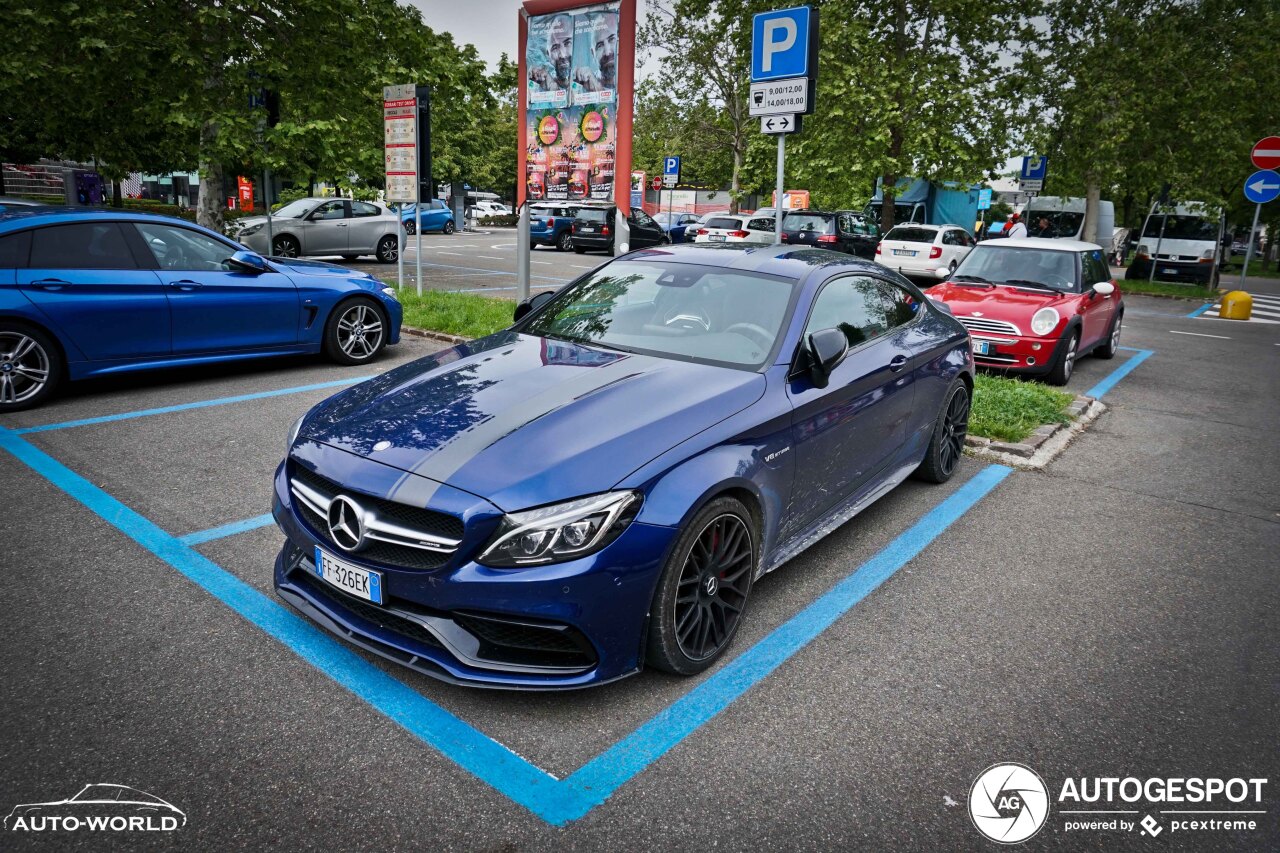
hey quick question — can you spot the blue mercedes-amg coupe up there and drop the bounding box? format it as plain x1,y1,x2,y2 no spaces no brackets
0,209,402,410
273,244,973,689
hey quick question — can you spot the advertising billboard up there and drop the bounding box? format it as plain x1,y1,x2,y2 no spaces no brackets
520,0,634,209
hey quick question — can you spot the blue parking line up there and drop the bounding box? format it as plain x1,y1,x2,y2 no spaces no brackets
11,377,372,435
1086,347,1154,399
179,513,276,546
1187,303,1214,317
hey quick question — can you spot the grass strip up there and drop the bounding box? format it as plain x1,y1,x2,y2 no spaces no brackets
969,374,1074,444
394,288,512,339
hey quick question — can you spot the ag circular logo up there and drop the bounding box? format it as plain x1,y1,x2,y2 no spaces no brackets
969,763,1050,844
537,115,559,146
579,110,605,143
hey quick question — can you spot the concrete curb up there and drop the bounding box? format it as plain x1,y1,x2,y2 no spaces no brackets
402,326,471,346
964,394,1106,470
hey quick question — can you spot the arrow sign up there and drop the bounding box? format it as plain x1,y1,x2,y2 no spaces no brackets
1244,169,1280,204
1251,136,1280,170
761,114,797,134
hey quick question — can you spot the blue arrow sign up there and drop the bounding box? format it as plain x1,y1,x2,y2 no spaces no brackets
1244,169,1280,204
751,7,812,82
977,188,992,211
663,156,681,178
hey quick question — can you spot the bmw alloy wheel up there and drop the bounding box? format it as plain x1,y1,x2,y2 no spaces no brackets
336,303,384,360
938,385,970,477
0,331,51,404
673,513,753,661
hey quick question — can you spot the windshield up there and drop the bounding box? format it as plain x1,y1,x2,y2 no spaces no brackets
783,214,833,233
705,217,743,229
273,199,317,219
523,260,796,369
954,246,1079,292
1027,211,1083,238
1142,214,1217,241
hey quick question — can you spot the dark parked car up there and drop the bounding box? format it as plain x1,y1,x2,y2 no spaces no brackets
0,209,402,410
0,196,51,214
781,210,880,258
570,206,668,254
529,204,579,251
273,243,975,689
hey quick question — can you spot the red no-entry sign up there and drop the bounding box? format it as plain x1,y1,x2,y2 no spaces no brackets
1251,136,1280,170
651,177,662,191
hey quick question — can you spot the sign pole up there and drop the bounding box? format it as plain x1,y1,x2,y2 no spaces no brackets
1239,202,1262,288
415,204,422,296
774,134,785,246
1148,206,1167,285
397,214,404,291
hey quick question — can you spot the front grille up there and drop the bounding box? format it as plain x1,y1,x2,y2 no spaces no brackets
958,316,1022,336
974,352,1019,364
290,462,462,571
296,571,444,650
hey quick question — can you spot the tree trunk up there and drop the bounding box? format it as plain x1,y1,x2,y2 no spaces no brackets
881,175,896,233
0,168,6,196
196,118,224,232
112,180,122,208
1083,173,1101,244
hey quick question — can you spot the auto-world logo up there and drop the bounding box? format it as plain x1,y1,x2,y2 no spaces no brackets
969,763,1050,844
5,784,185,833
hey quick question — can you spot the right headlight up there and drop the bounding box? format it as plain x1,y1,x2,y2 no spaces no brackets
239,223,263,237
478,491,642,568
1030,307,1061,336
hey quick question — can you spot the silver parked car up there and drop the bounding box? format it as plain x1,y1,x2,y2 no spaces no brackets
233,198,402,263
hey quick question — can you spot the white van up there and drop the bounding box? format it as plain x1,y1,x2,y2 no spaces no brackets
1127,202,1223,284
1024,196,1114,245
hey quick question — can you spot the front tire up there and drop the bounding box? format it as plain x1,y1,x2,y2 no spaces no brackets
442,219,456,235
375,235,399,264
913,379,970,483
272,234,300,258
1095,311,1122,359
646,497,757,675
323,299,388,365
1047,330,1079,385
0,324,61,411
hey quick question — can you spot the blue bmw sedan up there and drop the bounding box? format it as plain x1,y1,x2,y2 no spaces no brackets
273,244,973,689
0,209,402,410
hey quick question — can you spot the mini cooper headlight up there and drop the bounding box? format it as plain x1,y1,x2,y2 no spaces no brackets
478,491,642,567
239,223,263,237
1030,307,1061,336
285,414,305,457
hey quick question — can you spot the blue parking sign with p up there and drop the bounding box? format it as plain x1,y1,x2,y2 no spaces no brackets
752,7,812,82
664,157,680,178
1021,156,1048,181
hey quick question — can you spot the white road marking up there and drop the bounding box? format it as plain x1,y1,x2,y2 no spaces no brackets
476,255,505,261
489,243,517,250
435,252,464,256
1169,330,1230,339
530,261,552,266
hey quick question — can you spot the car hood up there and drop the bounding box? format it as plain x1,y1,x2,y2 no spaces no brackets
266,256,375,278
928,281,1076,322
302,331,767,511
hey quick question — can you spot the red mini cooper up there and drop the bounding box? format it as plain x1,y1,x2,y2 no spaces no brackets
924,238,1124,385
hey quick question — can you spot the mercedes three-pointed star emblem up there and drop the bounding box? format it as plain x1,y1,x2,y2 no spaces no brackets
326,495,366,552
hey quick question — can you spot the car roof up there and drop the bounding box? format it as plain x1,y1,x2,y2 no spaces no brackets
0,207,220,234
624,242,889,281
996,236,1103,252
887,222,947,232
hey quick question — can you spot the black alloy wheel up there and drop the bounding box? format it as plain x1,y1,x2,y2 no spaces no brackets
914,379,970,483
375,234,399,264
272,235,300,258
557,230,573,251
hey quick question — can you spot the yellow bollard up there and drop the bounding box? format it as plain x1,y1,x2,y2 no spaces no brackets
1219,291,1253,320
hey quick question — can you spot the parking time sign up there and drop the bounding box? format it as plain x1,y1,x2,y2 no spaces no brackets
752,7,813,82
663,156,680,180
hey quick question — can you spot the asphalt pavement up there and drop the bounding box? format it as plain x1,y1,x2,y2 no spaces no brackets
0,285,1276,850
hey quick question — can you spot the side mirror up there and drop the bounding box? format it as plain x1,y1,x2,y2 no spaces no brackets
927,296,954,316
1093,281,1115,296
513,290,555,322
806,328,848,389
228,250,269,273
934,266,952,280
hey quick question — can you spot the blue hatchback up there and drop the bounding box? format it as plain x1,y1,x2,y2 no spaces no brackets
0,209,402,410
529,204,579,251
273,244,973,689
399,200,456,236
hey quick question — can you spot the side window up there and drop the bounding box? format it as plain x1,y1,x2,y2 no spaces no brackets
804,277,918,349
631,209,656,227
313,200,346,220
30,223,138,270
351,201,380,218
1080,252,1107,284
134,223,234,271
748,218,773,231
0,230,32,267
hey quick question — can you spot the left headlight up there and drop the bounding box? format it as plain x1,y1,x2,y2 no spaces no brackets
1030,307,1061,336
478,491,642,568
380,286,399,301
239,223,263,237
285,414,305,457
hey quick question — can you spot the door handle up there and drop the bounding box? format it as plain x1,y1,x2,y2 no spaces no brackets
889,355,909,373
168,280,202,291
336,223,349,227
32,278,69,291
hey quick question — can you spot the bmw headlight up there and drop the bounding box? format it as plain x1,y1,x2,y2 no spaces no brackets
381,286,399,301
478,491,642,567
285,414,305,457
240,223,263,237
1030,307,1061,336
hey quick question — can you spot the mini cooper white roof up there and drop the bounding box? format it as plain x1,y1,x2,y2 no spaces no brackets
994,236,1105,253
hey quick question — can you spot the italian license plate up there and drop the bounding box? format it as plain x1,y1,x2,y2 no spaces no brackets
1162,267,1178,275
314,546,383,604
971,340,991,356
894,248,916,256
710,235,726,242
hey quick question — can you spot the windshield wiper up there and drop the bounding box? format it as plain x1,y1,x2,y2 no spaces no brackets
950,275,994,286
1000,279,1061,292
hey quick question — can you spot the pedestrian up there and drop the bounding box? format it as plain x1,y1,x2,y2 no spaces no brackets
1007,212,1028,239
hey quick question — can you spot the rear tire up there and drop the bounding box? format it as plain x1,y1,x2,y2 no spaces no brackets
0,323,62,411
323,299,388,365
573,246,586,254
646,496,757,675
556,230,573,252
403,220,416,236
913,379,970,484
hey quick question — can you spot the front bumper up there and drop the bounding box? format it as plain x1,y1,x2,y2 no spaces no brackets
1128,257,1213,283
968,332,1063,374
571,233,611,251
271,454,679,689
239,231,270,254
